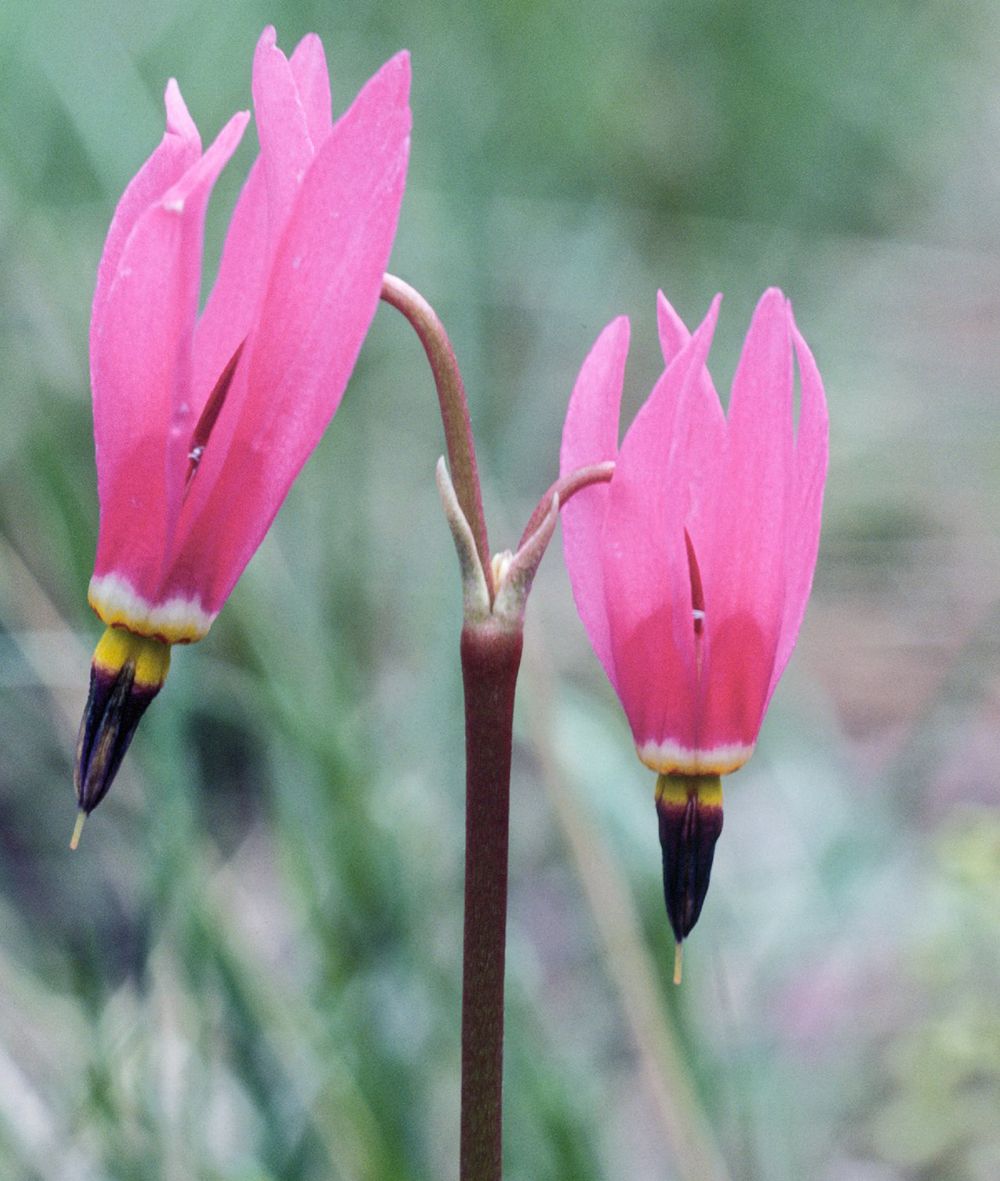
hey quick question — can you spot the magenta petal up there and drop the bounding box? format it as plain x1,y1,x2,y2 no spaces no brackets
91,110,248,599
91,81,200,377
193,30,334,453
253,27,318,246
559,316,629,679
602,303,720,746
696,288,794,749
290,33,333,145
191,157,268,423
655,289,690,366
655,289,723,415
165,52,412,613
766,318,829,699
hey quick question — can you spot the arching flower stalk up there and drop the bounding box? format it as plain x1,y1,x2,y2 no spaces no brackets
560,289,829,979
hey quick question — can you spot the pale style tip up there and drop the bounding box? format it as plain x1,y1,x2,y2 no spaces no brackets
673,941,683,986
69,810,86,851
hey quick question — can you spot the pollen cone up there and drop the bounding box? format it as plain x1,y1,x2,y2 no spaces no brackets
73,627,171,827
655,773,724,953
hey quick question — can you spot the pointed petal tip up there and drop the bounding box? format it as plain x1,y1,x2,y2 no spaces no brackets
756,285,792,321
292,31,323,58
591,313,630,358
372,48,412,106
164,79,198,143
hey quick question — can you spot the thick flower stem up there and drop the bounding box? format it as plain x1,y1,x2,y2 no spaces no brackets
459,620,523,1181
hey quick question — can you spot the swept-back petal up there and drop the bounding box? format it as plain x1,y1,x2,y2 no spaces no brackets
91,110,249,601
165,52,412,614
253,26,318,242
290,33,333,146
766,318,829,700
662,299,726,568
603,302,720,745
655,290,688,366
655,290,723,413
696,288,794,749
559,316,629,679
192,28,327,434
191,157,267,421
92,81,201,336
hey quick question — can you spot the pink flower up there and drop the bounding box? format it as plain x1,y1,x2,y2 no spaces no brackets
90,26,410,641
74,28,410,831
560,289,828,958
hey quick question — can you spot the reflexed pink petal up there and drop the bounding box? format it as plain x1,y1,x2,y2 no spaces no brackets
92,110,248,598
766,319,829,700
658,297,726,571
698,611,772,751
191,28,333,439
165,52,412,612
191,157,267,420
602,303,719,735
655,290,723,415
559,316,629,678
290,33,333,146
92,80,201,336
253,26,317,248
696,288,793,736
655,289,689,367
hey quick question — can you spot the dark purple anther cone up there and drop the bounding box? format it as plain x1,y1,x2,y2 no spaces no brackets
655,773,724,946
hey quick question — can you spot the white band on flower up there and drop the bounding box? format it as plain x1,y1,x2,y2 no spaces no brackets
637,737,755,777
88,572,215,644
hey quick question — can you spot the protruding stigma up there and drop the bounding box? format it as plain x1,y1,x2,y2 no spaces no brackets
655,773,724,954
74,626,172,821
69,810,86,851
673,941,684,986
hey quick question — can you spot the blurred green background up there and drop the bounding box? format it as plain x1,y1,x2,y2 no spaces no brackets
2,0,999,1178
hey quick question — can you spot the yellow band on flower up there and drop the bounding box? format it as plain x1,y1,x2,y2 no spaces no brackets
655,773,723,809
93,625,171,689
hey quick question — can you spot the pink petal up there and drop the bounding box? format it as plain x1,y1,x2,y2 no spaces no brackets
290,33,333,146
192,30,334,459
91,109,249,599
253,27,318,246
695,610,774,751
655,290,723,415
658,294,726,572
696,288,794,749
164,52,412,613
603,300,720,747
91,80,201,337
766,317,829,700
191,157,267,423
655,289,690,367
559,316,629,679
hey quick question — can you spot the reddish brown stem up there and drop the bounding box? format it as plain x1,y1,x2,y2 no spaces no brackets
517,461,615,550
459,621,523,1181
381,274,493,599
